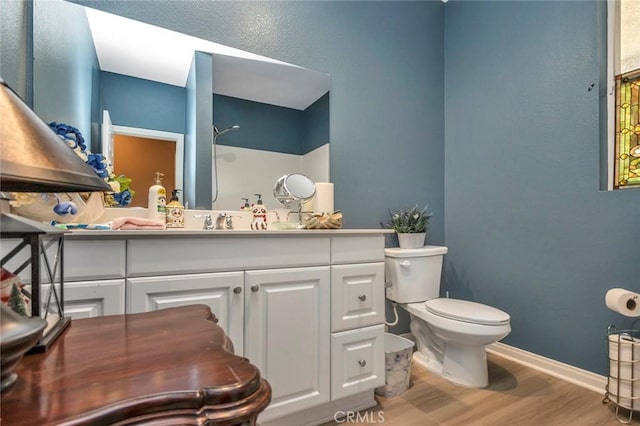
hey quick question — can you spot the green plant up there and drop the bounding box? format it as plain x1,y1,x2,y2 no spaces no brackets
382,205,432,234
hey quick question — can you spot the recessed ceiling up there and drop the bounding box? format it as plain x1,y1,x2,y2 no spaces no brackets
85,8,329,110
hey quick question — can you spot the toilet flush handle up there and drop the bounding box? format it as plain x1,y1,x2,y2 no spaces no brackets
400,260,411,267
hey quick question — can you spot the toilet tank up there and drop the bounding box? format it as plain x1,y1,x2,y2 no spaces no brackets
384,245,448,303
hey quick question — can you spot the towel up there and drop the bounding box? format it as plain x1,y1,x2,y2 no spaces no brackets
111,216,166,230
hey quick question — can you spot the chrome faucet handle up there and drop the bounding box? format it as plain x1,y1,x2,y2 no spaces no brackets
193,214,214,230
215,212,232,230
224,214,235,230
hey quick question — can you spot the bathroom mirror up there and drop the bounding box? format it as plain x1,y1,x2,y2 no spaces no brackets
33,0,330,210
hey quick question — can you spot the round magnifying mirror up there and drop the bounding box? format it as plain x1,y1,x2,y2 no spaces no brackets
273,173,316,222
284,174,315,200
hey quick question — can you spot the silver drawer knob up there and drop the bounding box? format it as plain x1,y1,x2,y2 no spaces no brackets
251,284,260,293
358,294,367,301
358,359,367,367
233,286,242,294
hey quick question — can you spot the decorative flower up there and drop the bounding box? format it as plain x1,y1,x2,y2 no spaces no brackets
381,205,432,234
86,153,110,179
47,122,135,208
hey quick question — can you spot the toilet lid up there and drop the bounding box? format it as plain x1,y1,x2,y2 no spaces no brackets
424,298,510,325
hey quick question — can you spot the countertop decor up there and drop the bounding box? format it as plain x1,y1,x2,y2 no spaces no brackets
382,205,432,249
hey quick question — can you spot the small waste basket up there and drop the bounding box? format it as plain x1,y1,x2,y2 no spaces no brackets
375,333,415,398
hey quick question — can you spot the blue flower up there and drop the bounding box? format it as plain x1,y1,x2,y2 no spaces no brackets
86,153,109,179
113,189,133,207
53,201,78,216
48,122,86,151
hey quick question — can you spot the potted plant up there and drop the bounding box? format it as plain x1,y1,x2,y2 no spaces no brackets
382,205,432,249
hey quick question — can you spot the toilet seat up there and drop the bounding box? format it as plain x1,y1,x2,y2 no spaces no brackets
424,298,510,326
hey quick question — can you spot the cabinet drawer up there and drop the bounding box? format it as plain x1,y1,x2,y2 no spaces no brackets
127,237,330,276
331,236,385,264
331,263,385,332
65,240,126,281
331,324,385,400
0,238,126,283
64,279,125,319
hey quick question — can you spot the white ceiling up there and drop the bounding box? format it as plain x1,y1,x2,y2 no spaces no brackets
85,8,329,110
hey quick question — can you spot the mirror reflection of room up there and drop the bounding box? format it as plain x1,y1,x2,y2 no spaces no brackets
32,0,330,211
113,134,175,208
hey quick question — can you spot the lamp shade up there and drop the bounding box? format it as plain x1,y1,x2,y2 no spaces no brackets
0,79,111,193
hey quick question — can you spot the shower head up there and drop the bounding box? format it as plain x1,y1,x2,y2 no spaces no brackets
213,124,240,140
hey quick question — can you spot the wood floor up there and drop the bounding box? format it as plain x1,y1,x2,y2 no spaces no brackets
324,353,637,426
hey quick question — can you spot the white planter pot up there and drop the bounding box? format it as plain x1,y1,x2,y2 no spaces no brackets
397,233,426,249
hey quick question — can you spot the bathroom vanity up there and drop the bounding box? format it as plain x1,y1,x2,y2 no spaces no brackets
56,229,389,425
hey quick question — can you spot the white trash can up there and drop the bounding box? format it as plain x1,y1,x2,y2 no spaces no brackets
375,333,415,398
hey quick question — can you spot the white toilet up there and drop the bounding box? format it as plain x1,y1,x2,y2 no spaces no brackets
385,245,511,388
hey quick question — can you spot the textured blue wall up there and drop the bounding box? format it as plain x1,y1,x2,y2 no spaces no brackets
100,72,186,134
213,94,304,154
0,0,31,103
32,0,98,147
100,73,324,156
304,93,330,153
445,1,640,375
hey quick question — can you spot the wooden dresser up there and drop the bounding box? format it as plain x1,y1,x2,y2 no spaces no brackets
0,304,271,425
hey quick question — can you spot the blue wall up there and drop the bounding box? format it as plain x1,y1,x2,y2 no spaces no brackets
32,0,99,148
304,93,330,153
213,94,304,154
101,73,326,155
444,1,639,375
0,0,31,104
100,71,186,134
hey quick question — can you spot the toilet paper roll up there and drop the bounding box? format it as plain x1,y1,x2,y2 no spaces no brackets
607,378,640,410
609,334,640,362
606,288,640,317
312,182,334,214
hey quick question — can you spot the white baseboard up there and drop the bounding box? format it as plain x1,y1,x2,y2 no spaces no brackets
487,342,607,394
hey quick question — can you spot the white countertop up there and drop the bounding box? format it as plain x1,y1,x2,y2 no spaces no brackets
65,228,395,239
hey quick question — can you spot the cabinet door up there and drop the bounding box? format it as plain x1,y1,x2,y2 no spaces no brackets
126,272,244,354
331,325,385,400
63,279,125,319
244,266,330,422
331,263,385,332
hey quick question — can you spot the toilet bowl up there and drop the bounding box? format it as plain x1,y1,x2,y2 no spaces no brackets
385,246,511,388
404,299,510,387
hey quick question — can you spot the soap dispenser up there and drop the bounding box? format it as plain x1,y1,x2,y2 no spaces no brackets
240,197,250,211
250,193,268,230
147,172,166,221
166,189,184,228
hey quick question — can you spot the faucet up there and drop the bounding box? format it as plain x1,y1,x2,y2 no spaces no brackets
194,214,214,230
216,213,235,230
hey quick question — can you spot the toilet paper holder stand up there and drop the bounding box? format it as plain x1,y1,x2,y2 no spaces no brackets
603,325,640,423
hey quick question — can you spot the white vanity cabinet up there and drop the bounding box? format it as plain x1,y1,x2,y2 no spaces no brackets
125,272,245,354
245,266,330,421
329,236,386,400
62,230,388,426
64,279,125,319
63,239,126,319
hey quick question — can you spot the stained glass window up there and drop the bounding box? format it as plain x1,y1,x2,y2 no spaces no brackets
610,0,640,189
614,71,640,189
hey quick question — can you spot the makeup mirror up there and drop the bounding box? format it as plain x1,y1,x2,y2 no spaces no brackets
273,173,316,223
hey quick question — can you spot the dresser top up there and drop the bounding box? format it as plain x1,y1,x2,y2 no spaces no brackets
1,305,271,425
